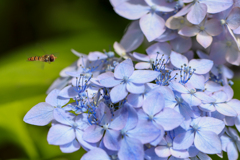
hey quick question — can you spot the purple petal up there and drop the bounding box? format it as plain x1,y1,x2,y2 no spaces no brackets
228,99,240,114
133,52,149,61
170,81,189,93
114,59,134,79
189,59,213,74
110,84,128,103
123,103,138,131
227,142,239,160
170,36,192,53
47,124,75,145
53,108,74,125
194,92,215,102
170,51,188,68
114,1,149,20
195,117,225,134
215,103,237,117
23,102,54,126
188,74,205,89
127,93,144,108
88,51,107,61
76,129,96,150
209,42,227,65
201,0,233,13
225,117,235,126
178,26,199,37
182,94,201,107
46,89,69,107
196,50,209,59
127,82,145,94
83,125,104,143
104,130,121,151
128,121,162,144
155,146,171,158
173,4,192,17
205,19,223,36
75,114,90,130
81,148,110,160
187,3,207,24
196,32,213,48
135,62,151,69
118,137,144,160
173,131,194,150
96,102,112,125
98,72,121,87
194,130,221,154
154,108,184,131
145,148,168,160
170,148,189,159
140,13,166,42
110,107,128,130
145,0,176,12
143,92,164,116
129,70,159,83
199,103,216,112
59,85,78,98
146,42,171,57
120,21,144,52
60,139,80,153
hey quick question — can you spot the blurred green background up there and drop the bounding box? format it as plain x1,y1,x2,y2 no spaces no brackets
0,0,238,160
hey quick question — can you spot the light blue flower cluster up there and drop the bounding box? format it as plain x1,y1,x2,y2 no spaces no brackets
24,0,240,160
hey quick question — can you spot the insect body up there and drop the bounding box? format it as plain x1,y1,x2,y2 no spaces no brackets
27,54,57,63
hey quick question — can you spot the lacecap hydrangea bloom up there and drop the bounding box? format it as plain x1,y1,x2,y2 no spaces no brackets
24,0,240,160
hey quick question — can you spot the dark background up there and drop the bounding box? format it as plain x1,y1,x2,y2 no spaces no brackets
0,0,236,159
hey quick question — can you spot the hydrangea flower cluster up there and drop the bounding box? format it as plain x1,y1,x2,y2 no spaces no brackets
24,0,240,160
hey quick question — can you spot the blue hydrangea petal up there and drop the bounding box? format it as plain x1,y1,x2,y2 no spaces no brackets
140,12,166,42
200,0,233,14
127,93,144,108
123,103,138,131
47,124,75,145
143,92,164,116
128,121,162,144
170,82,188,94
81,148,110,160
135,62,151,69
187,2,207,24
188,59,213,75
173,131,194,150
83,125,104,143
187,74,205,89
215,103,237,117
59,85,78,98
170,51,189,69
194,92,215,103
155,146,171,158
170,36,192,53
118,136,144,160
53,108,74,125
127,82,145,94
194,130,221,154
199,103,216,112
146,42,171,57
103,130,121,151
220,134,231,151
154,108,184,131
120,21,144,52
110,107,128,130
60,139,80,153
76,129,96,150
173,4,192,17
110,83,128,103
88,51,107,61
98,72,121,87
133,52,149,61
96,102,112,125
75,113,90,130
181,94,201,107
227,99,240,114
145,147,168,160
129,70,159,84
114,59,134,79
23,102,54,126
